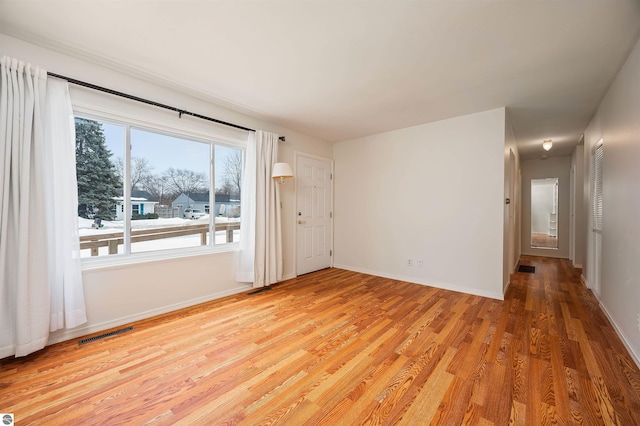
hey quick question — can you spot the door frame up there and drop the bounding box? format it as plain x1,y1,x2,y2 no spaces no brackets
508,149,517,274
294,151,334,276
570,163,575,264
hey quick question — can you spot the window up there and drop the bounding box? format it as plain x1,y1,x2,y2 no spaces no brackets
75,116,244,259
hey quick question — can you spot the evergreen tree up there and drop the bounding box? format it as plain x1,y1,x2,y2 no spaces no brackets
75,118,121,220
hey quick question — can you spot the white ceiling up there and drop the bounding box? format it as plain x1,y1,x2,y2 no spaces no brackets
2,0,639,159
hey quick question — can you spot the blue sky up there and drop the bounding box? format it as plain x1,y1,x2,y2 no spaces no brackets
102,121,238,187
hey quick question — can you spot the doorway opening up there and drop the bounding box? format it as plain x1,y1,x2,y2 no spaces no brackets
530,177,559,249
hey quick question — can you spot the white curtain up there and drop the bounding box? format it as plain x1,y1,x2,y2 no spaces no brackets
236,133,257,282
237,130,283,288
45,79,87,331
0,57,87,358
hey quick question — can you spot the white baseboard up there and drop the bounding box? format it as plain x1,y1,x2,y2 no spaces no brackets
512,259,519,275
573,263,583,269
332,263,504,301
503,279,512,295
48,284,253,346
598,299,640,370
579,276,640,370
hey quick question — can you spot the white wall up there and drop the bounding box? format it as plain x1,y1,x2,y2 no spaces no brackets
503,112,521,292
1,34,333,344
334,108,506,300
520,157,570,258
571,144,585,269
582,37,640,366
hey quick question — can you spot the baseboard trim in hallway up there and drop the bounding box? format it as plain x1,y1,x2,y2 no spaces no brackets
598,297,640,369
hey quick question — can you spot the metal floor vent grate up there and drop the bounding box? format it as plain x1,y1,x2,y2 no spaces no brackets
518,265,536,273
78,326,134,345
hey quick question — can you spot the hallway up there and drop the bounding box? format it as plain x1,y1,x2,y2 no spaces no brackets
510,255,640,424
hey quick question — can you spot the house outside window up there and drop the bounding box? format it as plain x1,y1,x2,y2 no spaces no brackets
75,115,244,260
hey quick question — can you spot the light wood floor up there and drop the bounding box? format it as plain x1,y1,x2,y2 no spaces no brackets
2,256,640,425
531,233,558,249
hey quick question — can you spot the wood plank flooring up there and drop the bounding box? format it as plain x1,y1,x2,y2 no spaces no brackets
531,233,558,249
2,256,640,425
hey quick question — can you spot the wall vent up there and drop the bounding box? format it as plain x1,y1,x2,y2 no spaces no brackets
78,326,134,345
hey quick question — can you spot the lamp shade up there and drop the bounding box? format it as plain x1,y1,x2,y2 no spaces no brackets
272,162,293,179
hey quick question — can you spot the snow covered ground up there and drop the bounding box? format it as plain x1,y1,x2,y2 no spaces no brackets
78,215,240,257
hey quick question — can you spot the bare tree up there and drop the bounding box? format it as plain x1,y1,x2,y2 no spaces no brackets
131,157,153,190
144,174,172,206
114,157,124,185
163,168,207,196
114,156,155,191
221,150,242,195
216,181,235,195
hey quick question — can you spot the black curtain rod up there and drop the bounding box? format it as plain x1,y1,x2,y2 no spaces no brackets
48,72,285,141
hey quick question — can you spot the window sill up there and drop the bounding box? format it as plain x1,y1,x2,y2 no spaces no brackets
80,244,239,271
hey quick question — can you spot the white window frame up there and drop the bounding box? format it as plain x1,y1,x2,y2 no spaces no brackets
72,102,248,269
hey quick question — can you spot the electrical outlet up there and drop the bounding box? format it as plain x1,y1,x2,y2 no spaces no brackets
407,259,412,266
418,260,423,268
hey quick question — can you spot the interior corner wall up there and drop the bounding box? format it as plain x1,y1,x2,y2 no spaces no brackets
1,34,334,345
582,37,640,366
503,111,520,292
333,108,506,300
520,157,571,259
571,144,585,269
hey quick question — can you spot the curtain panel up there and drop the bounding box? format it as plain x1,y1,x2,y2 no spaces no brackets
237,130,283,288
0,56,86,358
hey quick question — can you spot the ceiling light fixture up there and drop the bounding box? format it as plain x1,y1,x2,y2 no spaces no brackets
542,140,553,151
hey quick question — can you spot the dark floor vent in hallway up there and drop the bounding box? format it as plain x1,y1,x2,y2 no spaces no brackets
518,265,536,273
78,326,134,345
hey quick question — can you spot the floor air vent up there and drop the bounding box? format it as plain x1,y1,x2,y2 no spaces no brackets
518,265,536,273
78,326,134,345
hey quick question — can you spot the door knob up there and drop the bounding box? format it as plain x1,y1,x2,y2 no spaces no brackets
298,220,306,224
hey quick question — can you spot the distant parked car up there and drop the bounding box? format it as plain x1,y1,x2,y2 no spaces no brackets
183,208,205,219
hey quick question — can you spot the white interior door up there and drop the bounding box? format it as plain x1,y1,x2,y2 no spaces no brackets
296,154,332,275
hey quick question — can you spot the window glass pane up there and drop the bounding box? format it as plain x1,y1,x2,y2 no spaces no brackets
214,145,242,244
130,128,211,254
75,115,243,260
76,118,125,258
